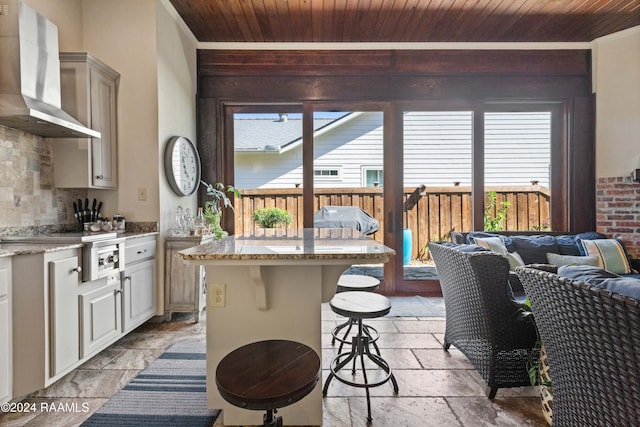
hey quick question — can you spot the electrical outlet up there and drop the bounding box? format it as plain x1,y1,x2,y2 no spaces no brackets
137,187,147,201
211,283,225,307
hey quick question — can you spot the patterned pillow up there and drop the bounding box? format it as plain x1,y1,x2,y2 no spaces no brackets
473,236,508,254
578,238,632,274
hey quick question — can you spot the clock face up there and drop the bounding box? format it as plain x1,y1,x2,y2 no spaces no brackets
164,136,201,196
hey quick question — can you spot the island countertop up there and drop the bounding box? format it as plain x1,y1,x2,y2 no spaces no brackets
177,228,395,263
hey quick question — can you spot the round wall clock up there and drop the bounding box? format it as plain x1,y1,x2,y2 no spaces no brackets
164,136,201,196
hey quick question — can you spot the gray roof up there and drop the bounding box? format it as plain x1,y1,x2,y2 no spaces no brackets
234,114,349,152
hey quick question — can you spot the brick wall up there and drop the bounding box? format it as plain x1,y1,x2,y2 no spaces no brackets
596,176,640,259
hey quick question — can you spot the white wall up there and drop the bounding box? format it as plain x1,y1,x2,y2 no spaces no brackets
593,26,640,178
24,0,83,51
156,0,198,238
81,0,160,222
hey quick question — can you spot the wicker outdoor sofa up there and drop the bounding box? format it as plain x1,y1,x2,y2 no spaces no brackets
517,266,640,426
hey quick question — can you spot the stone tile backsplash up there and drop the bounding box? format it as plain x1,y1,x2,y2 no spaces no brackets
0,125,86,233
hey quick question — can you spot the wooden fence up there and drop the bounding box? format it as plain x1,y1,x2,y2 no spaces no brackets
234,186,550,260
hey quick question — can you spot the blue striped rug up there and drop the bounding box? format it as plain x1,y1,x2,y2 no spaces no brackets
82,341,219,427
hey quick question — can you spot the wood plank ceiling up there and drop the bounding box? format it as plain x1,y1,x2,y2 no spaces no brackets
169,0,640,43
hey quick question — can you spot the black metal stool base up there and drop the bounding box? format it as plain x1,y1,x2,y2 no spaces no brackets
331,317,382,356
323,319,399,422
263,409,283,427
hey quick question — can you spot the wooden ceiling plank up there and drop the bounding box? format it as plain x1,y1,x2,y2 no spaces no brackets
449,0,505,40
173,0,640,43
588,0,640,38
402,0,445,41
489,0,559,41
436,0,492,41
367,0,390,42
263,0,290,41
321,0,336,42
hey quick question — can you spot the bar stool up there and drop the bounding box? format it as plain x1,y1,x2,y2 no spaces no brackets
331,274,381,354
323,291,399,422
216,340,320,427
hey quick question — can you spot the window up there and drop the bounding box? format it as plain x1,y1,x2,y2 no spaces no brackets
364,167,383,187
314,167,341,180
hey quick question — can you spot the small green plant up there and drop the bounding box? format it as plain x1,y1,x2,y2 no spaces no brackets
253,207,292,228
484,191,510,231
530,217,550,231
200,180,240,215
200,181,240,238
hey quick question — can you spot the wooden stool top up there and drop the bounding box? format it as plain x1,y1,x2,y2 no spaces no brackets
337,274,380,292
330,291,391,319
216,340,320,411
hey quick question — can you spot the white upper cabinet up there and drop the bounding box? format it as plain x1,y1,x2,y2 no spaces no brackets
54,52,120,189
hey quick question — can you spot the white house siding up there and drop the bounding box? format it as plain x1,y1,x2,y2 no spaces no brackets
234,111,551,189
403,111,473,187
485,112,551,187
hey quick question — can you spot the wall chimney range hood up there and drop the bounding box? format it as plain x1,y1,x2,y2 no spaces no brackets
0,0,100,138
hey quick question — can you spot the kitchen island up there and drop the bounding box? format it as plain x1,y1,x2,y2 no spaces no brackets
178,228,394,426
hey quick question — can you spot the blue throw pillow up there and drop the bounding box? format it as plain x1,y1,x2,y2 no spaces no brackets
594,277,640,300
558,265,621,284
558,265,640,300
511,235,559,265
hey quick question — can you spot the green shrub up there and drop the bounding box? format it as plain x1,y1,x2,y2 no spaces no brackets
484,191,510,231
253,207,292,228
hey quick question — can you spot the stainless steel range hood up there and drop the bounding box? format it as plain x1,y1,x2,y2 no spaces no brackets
0,0,100,138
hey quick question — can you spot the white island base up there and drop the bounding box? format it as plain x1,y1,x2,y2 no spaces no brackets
206,263,348,426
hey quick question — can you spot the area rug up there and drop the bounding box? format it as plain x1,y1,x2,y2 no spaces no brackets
81,341,219,427
387,296,446,317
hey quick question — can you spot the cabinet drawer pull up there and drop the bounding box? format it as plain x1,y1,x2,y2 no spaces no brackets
137,249,148,254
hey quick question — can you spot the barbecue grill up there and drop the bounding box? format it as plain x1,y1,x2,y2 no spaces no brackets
313,206,379,235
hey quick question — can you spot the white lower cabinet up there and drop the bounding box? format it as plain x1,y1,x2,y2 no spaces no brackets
79,273,122,358
0,257,12,404
11,248,82,398
122,235,157,333
122,259,156,333
49,257,80,376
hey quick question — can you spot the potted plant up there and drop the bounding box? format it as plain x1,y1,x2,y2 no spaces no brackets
252,207,292,228
200,180,240,238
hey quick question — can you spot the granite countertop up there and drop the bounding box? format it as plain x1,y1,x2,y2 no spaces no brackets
0,242,84,256
0,231,158,257
178,228,395,262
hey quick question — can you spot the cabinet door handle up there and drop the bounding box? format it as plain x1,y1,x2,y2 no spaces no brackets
114,289,122,295
96,174,104,180
72,266,82,273
124,275,132,281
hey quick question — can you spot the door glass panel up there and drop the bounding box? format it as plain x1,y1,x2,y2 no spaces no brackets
233,111,303,234
484,111,552,232
403,111,473,280
313,110,384,276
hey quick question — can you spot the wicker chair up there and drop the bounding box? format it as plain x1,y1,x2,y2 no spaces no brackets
428,243,538,399
517,267,640,426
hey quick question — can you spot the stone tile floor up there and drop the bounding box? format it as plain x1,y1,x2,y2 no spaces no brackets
0,299,547,426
